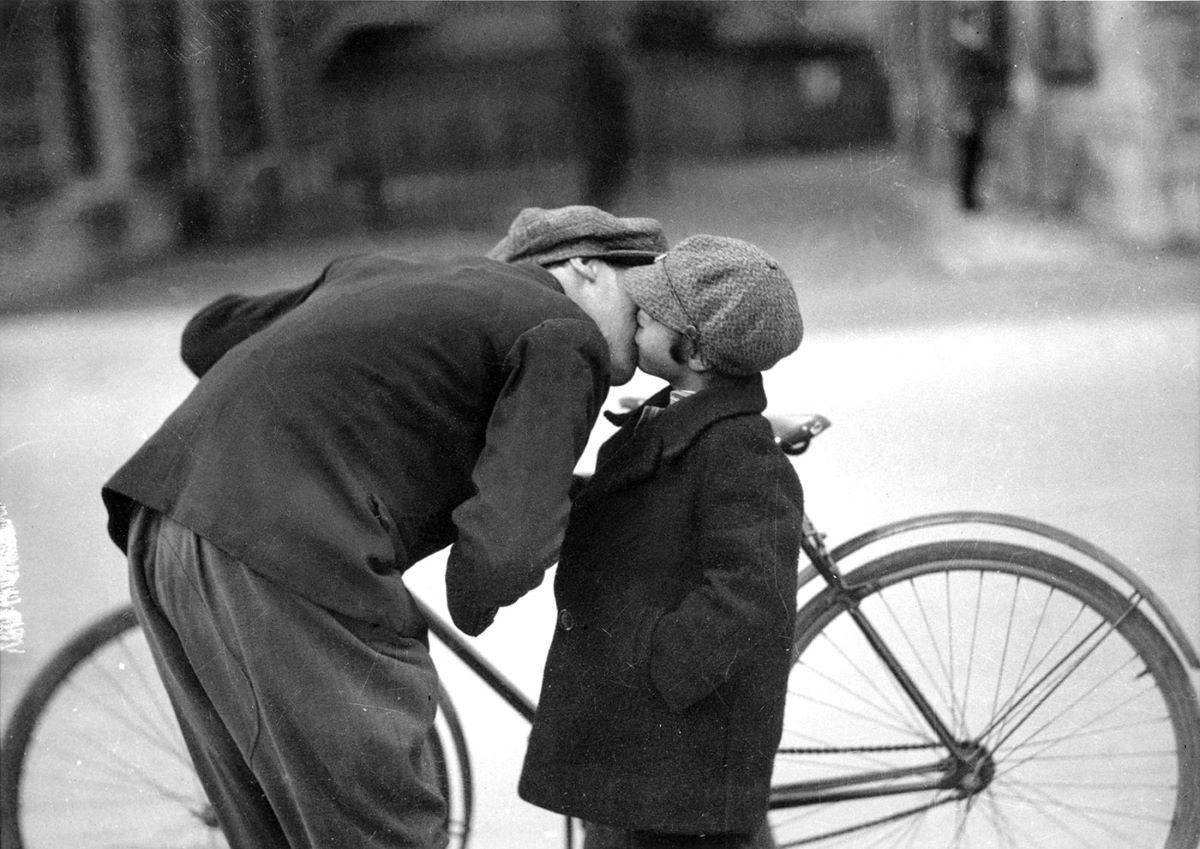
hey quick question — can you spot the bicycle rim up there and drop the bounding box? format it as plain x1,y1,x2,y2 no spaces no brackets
0,605,473,849
770,540,1200,849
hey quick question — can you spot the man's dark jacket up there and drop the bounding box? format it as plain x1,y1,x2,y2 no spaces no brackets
519,378,802,833
102,253,610,635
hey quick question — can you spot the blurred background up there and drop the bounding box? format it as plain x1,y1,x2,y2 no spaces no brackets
1,0,1197,302
1,2,1198,847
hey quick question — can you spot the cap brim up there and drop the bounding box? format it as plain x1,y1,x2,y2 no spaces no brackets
619,262,691,332
590,250,662,266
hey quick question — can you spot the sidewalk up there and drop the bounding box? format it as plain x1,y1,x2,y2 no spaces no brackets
620,150,1199,332
6,150,1197,328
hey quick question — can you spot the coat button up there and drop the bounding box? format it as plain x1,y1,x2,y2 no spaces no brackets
558,609,575,631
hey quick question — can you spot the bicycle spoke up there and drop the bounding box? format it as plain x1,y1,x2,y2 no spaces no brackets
788,671,930,744
988,779,1167,847
1000,711,1168,756
1018,777,1177,791
987,596,1143,754
980,791,1024,848
992,583,1060,742
806,629,930,740
995,661,1167,776
942,571,961,740
960,571,984,744
887,581,959,735
986,590,1088,745
53,649,192,771
979,601,1109,744
24,720,193,799
115,631,189,741
777,793,960,848
987,576,1021,729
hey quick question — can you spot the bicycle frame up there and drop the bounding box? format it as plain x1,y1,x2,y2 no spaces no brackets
770,508,1200,814
413,511,989,832
419,507,1200,836
414,599,537,725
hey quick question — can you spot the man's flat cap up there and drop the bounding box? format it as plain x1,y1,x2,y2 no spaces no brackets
488,205,667,267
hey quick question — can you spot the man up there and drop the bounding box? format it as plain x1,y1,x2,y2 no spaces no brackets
101,206,667,849
948,3,1008,212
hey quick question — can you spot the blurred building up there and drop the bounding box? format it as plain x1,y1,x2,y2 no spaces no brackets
0,0,891,304
1,1,1195,306
878,1,1200,248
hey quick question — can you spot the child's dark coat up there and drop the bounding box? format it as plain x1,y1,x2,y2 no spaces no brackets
519,376,803,834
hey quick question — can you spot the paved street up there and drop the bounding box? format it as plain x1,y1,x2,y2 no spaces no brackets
2,150,1197,848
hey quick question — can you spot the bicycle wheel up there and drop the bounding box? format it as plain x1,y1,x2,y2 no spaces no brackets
770,540,1200,849
0,605,473,849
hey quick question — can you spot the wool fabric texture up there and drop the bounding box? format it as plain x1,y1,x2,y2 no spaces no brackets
622,235,803,376
488,205,667,267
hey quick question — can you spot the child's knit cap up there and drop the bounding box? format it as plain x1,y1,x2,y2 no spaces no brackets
622,235,803,375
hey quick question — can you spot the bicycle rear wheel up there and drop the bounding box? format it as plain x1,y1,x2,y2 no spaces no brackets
771,540,1200,849
0,605,473,849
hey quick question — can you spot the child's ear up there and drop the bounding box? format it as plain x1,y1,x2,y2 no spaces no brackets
676,332,711,372
676,330,710,374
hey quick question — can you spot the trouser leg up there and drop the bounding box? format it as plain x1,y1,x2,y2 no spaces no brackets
127,506,447,849
959,123,986,210
129,507,290,849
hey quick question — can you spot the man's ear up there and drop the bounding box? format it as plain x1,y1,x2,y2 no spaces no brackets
566,257,599,281
686,353,712,373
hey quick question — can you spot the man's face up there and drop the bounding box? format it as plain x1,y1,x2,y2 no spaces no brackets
590,263,639,386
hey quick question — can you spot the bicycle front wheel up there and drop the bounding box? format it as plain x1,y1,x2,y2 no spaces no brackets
0,605,473,849
771,540,1200,849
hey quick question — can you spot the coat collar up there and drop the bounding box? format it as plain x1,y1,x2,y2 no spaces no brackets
587,376,768,497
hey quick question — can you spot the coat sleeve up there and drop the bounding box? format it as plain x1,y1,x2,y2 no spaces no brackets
445,318,609,636
648,425,803,712
180,265,329,376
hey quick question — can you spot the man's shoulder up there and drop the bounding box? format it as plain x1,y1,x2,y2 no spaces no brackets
317,252,583,323
325,251,544,286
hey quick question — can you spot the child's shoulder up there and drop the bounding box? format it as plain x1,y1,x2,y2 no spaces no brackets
692,408,778,455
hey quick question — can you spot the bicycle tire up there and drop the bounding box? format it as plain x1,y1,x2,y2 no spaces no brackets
770,539,1200,849
0,604,474,849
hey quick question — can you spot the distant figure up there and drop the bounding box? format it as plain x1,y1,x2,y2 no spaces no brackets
578,41,634,210
949,6,1008,211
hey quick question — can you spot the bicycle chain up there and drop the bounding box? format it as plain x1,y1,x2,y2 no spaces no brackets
778,742,943,755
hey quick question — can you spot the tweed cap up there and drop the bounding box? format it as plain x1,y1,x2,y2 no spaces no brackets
488,205,667,267
622,235,803,375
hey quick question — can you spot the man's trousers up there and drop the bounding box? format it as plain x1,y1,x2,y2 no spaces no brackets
126,505,447,849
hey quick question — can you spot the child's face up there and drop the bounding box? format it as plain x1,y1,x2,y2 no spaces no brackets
634,308,687,383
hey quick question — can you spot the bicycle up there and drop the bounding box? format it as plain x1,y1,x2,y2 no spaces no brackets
2,411,1199,849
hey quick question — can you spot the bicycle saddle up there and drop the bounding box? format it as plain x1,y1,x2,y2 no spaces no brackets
768,413,831,455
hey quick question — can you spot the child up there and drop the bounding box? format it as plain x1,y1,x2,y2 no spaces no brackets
519,235,805,849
